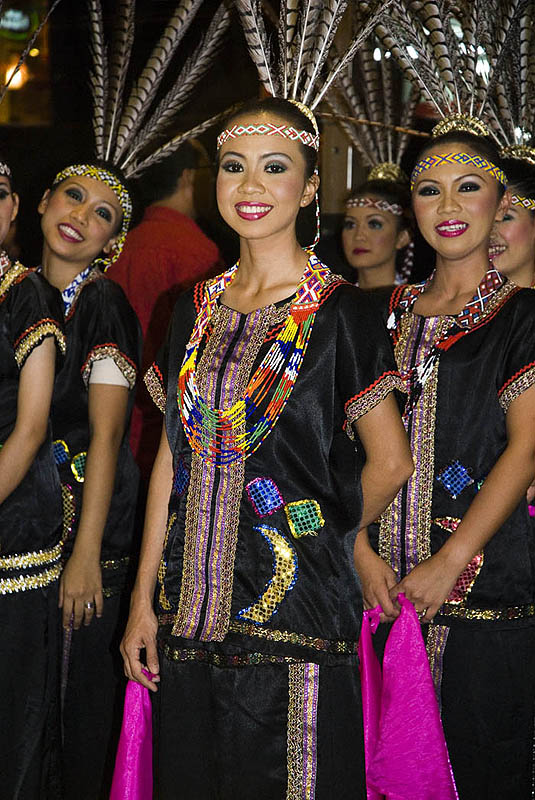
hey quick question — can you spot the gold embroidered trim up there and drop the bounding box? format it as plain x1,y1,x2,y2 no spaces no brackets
346,372,406,435
426,624,449,707
0,542,62,570
228,619,358,653
81,344,137,389
287,662,319,800
144,364,166,413
439,602,535,621
0,261,27,304
499,364,535,413
173,305,271,643
15,321,66,367
380,315,447,571
0,563,61,594
161,643,307,667
101,556,130,570
158,513,176,611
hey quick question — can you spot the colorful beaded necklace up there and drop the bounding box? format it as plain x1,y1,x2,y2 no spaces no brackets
178,254,331,466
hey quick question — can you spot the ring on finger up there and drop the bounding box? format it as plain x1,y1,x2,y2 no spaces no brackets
417,608,427,620
85,601,95,610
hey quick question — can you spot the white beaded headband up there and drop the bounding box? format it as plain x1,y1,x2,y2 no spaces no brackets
346,197,403,216
511,194,535,211
217,122,319,151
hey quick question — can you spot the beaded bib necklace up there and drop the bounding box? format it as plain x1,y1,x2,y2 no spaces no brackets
178,254,332,466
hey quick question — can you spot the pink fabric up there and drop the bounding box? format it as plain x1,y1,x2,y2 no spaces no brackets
359,595,458,800
358,606,383,800
110,671,154,800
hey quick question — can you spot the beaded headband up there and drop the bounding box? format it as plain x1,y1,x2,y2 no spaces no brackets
345,197,403,216
217,122,320,151
0,162,11,179
511,194,535,211
410,152,507,191
53,164,132,271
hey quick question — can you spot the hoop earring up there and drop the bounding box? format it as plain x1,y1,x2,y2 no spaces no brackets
309,168,320,250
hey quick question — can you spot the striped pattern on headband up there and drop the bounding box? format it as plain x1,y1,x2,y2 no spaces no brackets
346,197,403,215
512,194,535,211
410,152,507,190
217,123,319,151
53,164,132,271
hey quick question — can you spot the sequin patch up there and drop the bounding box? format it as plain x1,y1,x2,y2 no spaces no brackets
285,499,325,538
71,451,87,482
436,460,473,499
173,458,189,497
237,525,297,624
445,553,484,604
246,476,284,517
53,439,70,465
433,517,461,533
61,483,76,542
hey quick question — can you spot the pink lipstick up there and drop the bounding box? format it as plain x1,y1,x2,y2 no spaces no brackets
58,223,84,243
235,202,273,221
352,248,370,255
435,219,468,238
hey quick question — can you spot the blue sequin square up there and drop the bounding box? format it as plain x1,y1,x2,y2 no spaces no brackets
436,460,473,499
173,458,189,497
246,477,284,517
53,439,70,465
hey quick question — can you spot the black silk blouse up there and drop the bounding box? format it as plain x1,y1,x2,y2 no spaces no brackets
146,267,403,664
0,264,65,592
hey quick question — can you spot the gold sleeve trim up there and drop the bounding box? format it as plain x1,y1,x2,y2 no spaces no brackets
144,364,166,414
15,321,66,367
345,372,406,440
499,364,535,413
81,344,137,390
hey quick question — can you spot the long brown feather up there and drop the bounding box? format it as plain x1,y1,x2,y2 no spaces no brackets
114,0,204,161
124,106,238,177
310,0,395,108
127,3,231,160
85,0,108,160
235,0,278,97
103,0,135,160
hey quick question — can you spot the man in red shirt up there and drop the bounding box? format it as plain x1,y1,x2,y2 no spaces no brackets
110,141,222,482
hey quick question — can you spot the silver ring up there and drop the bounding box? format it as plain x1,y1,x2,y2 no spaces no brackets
417,608,427,619
85,601,95,610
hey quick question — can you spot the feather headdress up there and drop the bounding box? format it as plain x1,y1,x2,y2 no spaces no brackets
54,0,232,271
325,34,419,182
234,0,395,117
87,0,232,178
371,0,530,139
485,1,535,164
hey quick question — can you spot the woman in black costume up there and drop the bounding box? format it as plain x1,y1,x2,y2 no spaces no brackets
121,97,414,799
0,158,66,797
38,162,141,799
356,130,535,799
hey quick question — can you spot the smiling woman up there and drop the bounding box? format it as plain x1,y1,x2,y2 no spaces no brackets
120,96,414,800
357,128,535,798
38,161,142,798
0,156,66,797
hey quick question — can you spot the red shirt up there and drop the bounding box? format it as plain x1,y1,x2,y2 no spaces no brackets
109,206,222,479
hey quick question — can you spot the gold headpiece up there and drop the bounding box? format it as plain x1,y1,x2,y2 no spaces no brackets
368,162,407,183
501,145,535,168
432,115,491,140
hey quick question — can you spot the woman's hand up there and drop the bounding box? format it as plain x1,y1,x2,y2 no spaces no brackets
354,531,400,622
59,552,103,629
120,596,160,692
390,551,461,623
